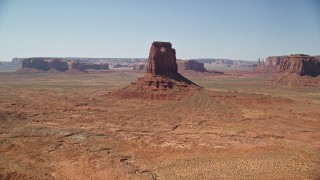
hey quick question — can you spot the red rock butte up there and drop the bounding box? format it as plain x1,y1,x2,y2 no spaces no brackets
113,41,202,100
147,42,178,75
267,54,320,86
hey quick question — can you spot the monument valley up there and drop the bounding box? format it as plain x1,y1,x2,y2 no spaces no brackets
0,1,319,179
1,42,320,179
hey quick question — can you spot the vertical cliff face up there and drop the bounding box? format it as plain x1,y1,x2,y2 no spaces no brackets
147,42,177,75
22,58,68,71
278,54,320,76
22,58,51,71
268,54,320,86
50,59,69,71
258,54,320,76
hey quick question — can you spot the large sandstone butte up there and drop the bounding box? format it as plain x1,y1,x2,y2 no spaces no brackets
269,54,320,86
18,58,109,73
278,54,320,76
147,42,178,75
113,41,202,100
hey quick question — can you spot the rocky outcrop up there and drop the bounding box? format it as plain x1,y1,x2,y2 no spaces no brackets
19,58,109,73
278,54,320,76
147,42,177,75
177,60,207,72
269,54,320,86
113,41,202,100
259,54,320,76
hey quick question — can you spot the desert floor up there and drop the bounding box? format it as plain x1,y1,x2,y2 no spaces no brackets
0,71,319,179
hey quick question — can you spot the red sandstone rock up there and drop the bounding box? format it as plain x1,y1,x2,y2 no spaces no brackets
278,54,320,76
268,54,320,86
256,54,320,76
147,42,177,75
113,41,202,100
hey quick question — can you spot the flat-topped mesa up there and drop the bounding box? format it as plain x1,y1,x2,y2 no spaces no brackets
22,58,68,71
268,54,320,87
147,41,178,75
177,60,207,72
278,54,320,76
19,58,109,73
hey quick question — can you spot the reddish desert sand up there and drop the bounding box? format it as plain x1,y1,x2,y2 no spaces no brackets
0,71,319,179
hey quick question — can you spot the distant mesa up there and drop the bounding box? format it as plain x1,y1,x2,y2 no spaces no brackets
17,58,109,73
22,58,69,71
194,59,257,68
255,56,282,73
267,54,320,86
177,60,207,72
132,60,208,73
133,63,146,71
77,62,109,70
113,41,202,100
266,56,282,66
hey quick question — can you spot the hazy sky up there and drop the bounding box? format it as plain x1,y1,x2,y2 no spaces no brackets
0,0,319,61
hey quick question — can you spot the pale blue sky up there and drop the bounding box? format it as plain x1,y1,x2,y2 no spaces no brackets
0,0,319,61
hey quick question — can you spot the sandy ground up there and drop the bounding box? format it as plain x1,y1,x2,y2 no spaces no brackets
0,71,319,179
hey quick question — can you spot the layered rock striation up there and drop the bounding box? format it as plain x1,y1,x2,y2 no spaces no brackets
269,54,320,86
113,41,202,100
147,42,177,75
278,54,320,76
